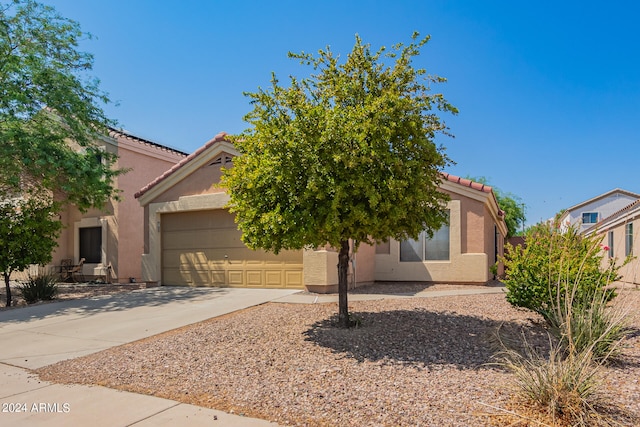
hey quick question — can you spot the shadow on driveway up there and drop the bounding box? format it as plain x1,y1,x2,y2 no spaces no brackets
0,286,230,324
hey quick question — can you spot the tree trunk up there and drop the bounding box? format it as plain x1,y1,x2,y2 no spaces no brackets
337,239,350,328
4,272,11,308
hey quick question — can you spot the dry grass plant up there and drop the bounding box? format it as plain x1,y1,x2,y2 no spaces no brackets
493,262,632,425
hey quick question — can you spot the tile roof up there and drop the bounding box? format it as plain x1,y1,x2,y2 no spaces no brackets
441,173,493,193
440,172,504,218
108,127,189,157
134,132,228,199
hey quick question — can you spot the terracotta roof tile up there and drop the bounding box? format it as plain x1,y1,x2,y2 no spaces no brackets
441,172,493,193
441,173,504,217
134,132,228,199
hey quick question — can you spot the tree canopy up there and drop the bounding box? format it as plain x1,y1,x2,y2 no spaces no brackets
223,33,457,327
0,0,121,209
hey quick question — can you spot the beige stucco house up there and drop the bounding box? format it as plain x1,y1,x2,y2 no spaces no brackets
585,199,640,287
135,133,507,292
45,129,187,283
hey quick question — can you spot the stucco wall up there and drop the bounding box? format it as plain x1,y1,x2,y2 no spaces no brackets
46,134,185,283
374,199,490,283
599,219,640,286
113,136,185,282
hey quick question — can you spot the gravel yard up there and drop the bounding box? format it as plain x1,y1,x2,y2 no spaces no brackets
36,285,640,426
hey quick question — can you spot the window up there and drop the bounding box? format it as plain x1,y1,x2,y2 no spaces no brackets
425,215,450,260
79,227,102,263
625,223,633,257
400,211,450,262
608,231,614,258
582,212,598,224
400,237,423,261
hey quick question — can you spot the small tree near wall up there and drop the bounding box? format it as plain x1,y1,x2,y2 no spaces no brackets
0,198,61,307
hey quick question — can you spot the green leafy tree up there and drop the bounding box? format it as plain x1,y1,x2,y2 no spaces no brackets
0,198,61,307
466,176,525,238
0,0,122,208
223,33,457,327
0,0,123,296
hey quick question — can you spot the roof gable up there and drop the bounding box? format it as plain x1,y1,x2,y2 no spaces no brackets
136,132,235,204
440,173,507,237
564,188,640,213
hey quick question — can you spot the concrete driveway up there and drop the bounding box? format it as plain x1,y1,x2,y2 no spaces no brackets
0,286,297,426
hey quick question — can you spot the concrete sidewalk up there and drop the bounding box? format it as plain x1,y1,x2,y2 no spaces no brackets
0,284,505,426
0,287,296,426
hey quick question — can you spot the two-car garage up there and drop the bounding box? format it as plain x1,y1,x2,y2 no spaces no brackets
136,137,309,289
161,209,304,288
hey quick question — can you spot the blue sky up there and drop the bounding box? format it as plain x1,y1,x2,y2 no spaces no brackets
43,0,640,227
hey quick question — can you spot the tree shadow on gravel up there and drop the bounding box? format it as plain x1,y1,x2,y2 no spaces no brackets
303,308,549,370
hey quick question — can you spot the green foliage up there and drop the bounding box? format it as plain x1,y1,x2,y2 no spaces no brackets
494,282,630,426
502,220,618,325
0,197,61,306
465,176,525,238
222,33,456,327
17,273,58,303
0,0,122,209
549,284,630,363
223,32,456,253
496,337,604,427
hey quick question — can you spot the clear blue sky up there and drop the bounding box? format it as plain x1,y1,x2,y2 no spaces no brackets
43,0,640,227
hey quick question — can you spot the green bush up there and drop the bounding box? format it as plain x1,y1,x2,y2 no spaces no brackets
18,274,58,303
502,220,619,325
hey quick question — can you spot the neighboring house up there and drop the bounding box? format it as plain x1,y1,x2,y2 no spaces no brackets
135,134,508,292
585,199,640,286
558,189,640,233
44,129,187,283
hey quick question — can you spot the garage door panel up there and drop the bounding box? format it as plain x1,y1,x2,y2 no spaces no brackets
163,268,188,286
163,231,212,249
211,270,225,285
227,270,243,285
265,270,282,287
187,269,210,286
162,250,183,268
285,271,303,288
246,271,263,286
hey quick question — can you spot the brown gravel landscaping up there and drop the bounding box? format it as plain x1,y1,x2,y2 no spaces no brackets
35,285,640,426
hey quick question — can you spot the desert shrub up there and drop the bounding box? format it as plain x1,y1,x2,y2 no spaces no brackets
18,274,58,303
549,284,630,363
494,264,631,426
502,220,619,325
496,336,604,427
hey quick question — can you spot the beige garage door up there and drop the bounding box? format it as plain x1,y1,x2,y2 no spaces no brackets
161,210,303,288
